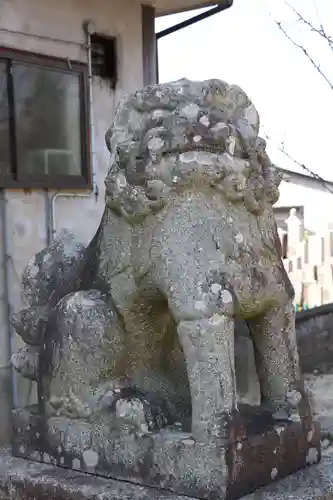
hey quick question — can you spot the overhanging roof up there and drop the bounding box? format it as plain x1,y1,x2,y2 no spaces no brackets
278,167,333,194
154,0,232,17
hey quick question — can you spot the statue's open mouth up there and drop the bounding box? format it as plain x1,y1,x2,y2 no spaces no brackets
127,143,250,188
160,143,225,157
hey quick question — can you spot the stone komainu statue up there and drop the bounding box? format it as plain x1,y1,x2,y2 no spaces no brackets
11,78,319,499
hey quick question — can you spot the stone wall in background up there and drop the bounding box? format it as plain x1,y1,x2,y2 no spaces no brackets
235,303,333,406
296,304,333,373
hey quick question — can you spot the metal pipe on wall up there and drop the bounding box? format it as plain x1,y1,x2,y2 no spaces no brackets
43,190,53,246
0,189,15,444
50,19,99,239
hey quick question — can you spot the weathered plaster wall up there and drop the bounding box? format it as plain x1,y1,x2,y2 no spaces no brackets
0,0,145,443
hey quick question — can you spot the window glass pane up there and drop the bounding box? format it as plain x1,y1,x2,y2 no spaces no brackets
13,64,82,177
0,62,11,181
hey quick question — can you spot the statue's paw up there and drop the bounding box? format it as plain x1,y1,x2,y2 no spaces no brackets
100,386,174,433
10,306,48,346
11,345,39,381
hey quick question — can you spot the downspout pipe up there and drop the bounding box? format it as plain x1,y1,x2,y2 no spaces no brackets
0,191,12,373
156,1,233,40
0,189,15,443
50,19,98,239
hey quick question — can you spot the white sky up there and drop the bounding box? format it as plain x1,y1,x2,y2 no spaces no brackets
156,0,333,183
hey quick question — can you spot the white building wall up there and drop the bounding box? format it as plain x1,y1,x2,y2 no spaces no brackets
275,180,333,233
281,209,333,309
0,0,145,440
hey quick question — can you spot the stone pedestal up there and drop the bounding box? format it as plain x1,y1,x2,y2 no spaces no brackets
12,405,320,500
0,447,333,500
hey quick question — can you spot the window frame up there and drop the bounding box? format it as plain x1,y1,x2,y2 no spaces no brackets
0,47,90,190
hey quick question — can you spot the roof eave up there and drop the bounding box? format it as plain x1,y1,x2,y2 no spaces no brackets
155,0,233,18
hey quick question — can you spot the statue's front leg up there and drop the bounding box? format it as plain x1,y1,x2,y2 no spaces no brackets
150,214,238,443
177,314,236,443
247,300,309,419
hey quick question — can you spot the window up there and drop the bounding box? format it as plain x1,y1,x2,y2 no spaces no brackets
0,61,11,184
0,48,89,189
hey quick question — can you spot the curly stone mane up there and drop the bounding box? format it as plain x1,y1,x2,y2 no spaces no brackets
104,78,282,222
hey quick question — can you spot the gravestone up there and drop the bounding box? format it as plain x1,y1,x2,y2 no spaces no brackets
10,78,320,500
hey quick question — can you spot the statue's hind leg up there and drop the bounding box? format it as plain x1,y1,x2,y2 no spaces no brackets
247,300,310,419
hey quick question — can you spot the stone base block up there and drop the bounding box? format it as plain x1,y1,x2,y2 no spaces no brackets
1,447,333,500
0,447,187,500
226,407,321,498
12,406,321,499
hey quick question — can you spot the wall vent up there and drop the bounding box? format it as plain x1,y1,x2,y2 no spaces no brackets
91,34,117,88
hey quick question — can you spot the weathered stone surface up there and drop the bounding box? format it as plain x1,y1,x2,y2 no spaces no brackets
0,447,191,500
10,230,86,380
12,405,321,500
11,78,319,499
11,345,39,381
21,229,86,307
0,447,331,500
41,289,126,421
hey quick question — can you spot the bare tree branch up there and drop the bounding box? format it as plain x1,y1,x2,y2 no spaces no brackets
275,20,333,92
285,2,333,51
265,133,333,195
